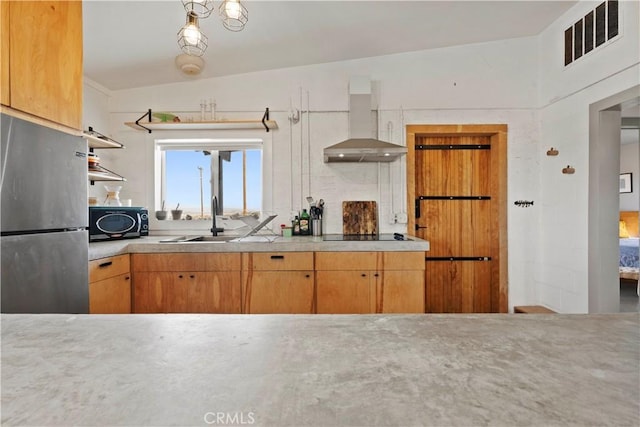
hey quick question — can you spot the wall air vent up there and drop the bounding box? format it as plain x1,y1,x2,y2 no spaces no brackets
564,0,619,66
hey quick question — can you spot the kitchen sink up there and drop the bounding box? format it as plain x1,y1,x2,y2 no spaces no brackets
159,235,238,243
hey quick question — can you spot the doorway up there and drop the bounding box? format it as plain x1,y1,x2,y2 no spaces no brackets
407,125,508,313
588,85,640,313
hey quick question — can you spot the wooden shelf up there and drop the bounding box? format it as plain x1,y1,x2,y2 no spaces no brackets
125,119,278,132
84,126,126,185
83,127,124,149
125,108,277,133
88,165,126,183
84,133,124,149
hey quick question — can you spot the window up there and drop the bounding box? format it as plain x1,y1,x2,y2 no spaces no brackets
155,138,262,220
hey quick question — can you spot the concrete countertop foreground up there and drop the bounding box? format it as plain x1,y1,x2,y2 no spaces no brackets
2,313,638,426
89,235,431,260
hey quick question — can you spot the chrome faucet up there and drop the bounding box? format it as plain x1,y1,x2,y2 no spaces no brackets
211,196,223,236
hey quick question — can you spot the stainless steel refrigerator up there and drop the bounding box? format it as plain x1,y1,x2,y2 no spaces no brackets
1,113,89,313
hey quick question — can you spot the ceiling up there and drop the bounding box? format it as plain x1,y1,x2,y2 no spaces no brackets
84,1,579,91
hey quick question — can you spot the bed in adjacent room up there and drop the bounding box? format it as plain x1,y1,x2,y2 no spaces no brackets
619,211,639,295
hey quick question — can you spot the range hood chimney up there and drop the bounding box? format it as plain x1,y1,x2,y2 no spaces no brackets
324,77,407,163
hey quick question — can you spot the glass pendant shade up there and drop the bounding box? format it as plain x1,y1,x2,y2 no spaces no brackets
177,11,208,56
182,0,214,18
219,0,248,32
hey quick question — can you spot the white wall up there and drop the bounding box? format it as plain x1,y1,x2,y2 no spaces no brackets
620,137,639,211
83,79,111,133
83,79,112,201
95,36,541,310
537,0,640,312
84,0,639,312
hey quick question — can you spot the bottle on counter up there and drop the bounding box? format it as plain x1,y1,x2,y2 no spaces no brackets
292,215,300,235
299,209,310,235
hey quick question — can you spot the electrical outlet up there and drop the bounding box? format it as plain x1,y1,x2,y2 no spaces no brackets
395,212,408,224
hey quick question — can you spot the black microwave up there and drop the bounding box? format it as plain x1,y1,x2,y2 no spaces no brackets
89,207,148,242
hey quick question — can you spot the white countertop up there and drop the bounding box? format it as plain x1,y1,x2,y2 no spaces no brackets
89,234,430,260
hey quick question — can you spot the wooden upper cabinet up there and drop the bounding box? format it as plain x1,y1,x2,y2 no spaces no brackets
8,1,83,130
1,1,10,106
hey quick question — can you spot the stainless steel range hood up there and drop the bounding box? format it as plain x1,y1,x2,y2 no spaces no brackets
324,79,407,163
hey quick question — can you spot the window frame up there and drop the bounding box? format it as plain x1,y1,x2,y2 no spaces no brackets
152,132,272,232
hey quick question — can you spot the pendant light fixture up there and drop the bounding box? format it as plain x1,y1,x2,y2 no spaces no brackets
182,0,214,19
177,11,208,56
176,0,248,60
219,0,248,32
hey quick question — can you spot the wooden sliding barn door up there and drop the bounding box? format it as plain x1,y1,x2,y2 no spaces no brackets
407,125,508,313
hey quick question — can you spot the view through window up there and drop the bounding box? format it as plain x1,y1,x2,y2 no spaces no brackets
161,147,262,220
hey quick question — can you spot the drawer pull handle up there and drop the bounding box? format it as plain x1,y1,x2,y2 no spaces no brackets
361,273,367,277
305,274,310,278
98,261,113,268
190,275,195,279
374,273,379,277
178,274,183,279
125,276,130,281
270,255,285,260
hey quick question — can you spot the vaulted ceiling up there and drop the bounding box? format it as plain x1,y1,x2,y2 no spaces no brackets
84,1,578,91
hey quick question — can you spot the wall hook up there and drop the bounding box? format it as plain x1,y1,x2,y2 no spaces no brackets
288,108,300,124
562,165,575,174
514,200,534,208
546,147,559,156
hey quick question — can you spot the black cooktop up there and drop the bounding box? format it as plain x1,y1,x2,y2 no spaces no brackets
323,233,412,242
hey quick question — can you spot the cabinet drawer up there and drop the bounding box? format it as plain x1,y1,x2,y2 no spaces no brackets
315,252,377,271
132,253,205,272
383,252,425,270
89,254,130,283
204,253,241,271
243,252,314,271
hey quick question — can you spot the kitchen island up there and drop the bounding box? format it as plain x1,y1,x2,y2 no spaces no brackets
1,313,638,426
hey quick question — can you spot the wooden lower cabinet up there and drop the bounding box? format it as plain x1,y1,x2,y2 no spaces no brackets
377,252,425,313
242,271,314,314
316,251,425,314
131,253,241,314
316,270,376,314
242,252,314,314
88,254,131,314
129,251,423,314
377,270,424,313
134,271,241,314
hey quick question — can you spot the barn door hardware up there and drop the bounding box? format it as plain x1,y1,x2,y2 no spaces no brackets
415,196,491,218
415,144,491,150
417,196,491,200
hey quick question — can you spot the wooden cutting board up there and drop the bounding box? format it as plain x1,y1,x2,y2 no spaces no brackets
342,201,378,235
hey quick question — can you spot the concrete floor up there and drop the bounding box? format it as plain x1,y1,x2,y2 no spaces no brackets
2,313,639,426
620,280,640,312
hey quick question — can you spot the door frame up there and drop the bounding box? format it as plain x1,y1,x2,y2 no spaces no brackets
406,124,508,313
